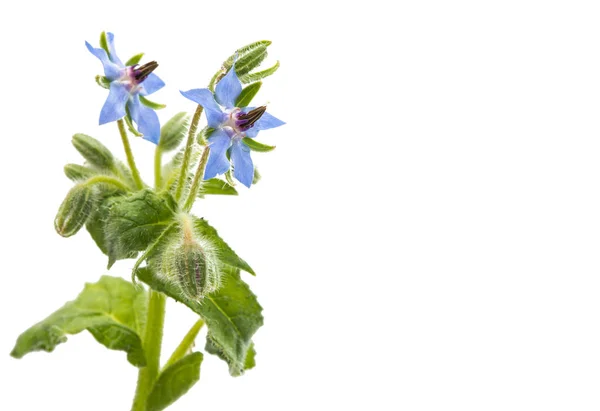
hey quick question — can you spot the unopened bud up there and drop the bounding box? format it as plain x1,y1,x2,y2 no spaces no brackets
72,133,115,170
54,184,95,237
164,215,221,300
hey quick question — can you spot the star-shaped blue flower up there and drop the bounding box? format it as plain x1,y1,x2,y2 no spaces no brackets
86,33,165,144
180,64,284,187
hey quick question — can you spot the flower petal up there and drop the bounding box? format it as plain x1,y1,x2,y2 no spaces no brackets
204,129,232,179
99,82,129,125
180,89,225,128
86,41,122,80
140,73,165,95
244,110,286,138
215,65,242,109
105,32,123,66
128,95,161,144
230,140,254,188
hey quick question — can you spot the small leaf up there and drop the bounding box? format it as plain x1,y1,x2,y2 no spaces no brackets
146,352,203,411
240,61,280,84
140,95,167,110
11,276,147,367
159,112,189,152
198,178,238,197
72,133,115,170
64,164,99,182
235,46,268,77
242,138,276,152
136,266,263,376
192,216,255,275
235,82,262,108
223,40,272,70
125,52,144,66
105,189,178,268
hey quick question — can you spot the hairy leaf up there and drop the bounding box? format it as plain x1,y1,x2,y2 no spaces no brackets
11,276,147,367
72,133,115,170
159,112,189,152
240,61,280,84
105,189,178,268
137,266,262,376
192,217,254,275
146,352,203,411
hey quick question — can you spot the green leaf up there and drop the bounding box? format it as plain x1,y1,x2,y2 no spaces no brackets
242,138,276,152
146,352,203,411
198,178,238,197
125,52,144,66
159,112,189,152
240,61,280,84
64,164,99,182
11,276,147,367
192,216,255,275
136,266,263,376
223,40,272,70
140,95,167,110
105,189,178,268
253,167,261,185
244,343,257,370
72,133,115,170
235,82,262,107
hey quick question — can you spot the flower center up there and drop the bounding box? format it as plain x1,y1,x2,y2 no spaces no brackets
119,61,159,93
223,106,267,138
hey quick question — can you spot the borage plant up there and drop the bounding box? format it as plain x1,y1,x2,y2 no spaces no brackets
10,32,284,411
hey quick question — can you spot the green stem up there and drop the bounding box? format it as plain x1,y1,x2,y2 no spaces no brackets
182,147,210,212
174,105,204,202
117,119,144,190
154,146,163,189
163,319,204,370
82,175,130,192
131,291,167,411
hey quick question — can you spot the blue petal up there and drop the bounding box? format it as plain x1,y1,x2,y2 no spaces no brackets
140,73,165,95
180,89,225,128
86,41,122,80
230,140,254,188
244,111,286,138
215,65,242,109
204,129,232,179
128,95,161,144
105,32,123,66
99,82,129,125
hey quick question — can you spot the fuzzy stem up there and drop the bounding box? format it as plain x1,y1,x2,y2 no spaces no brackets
117,119,144,190
163,319,204,370
131,291,167,411
82,175,131,192
174,105,203,202
182,147,210,212
154,146,163,189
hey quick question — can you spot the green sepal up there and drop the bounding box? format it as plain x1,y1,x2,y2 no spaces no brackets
192,216,255,275
140,95,167,110
125,52,144,66
136,265,263,376
159,112,189,152
105,189,178,268
99,31,109,55
124,112,144,137
242,138,275,152
72,133,115,170
197,127,214,145
64,164,99,182
146,352,203,411
198,178,238,197
235,82,262,107
253,167,261,185
240,61,280,84
95,75,111,89
10,276,147,367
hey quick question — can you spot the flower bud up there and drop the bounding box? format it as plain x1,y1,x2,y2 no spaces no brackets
72,133,115,170
163,215,221,300
54,184,95,237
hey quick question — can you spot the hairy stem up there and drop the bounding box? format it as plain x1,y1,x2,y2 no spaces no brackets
117,119,144,190
154,146,163,189
163,319,204,370
182,147,210,212
82,175,131,192
131,291,166,411
174,105,203,202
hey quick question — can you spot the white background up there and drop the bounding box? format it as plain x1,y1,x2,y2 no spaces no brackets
1,0,600,410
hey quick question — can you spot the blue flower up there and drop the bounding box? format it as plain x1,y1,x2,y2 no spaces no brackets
86,33,165,144
180,65,284,187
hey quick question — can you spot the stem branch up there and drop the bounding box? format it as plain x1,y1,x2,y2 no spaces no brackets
182,147,210,212
117,119,144,190
163,319,204,370
174,105,203,201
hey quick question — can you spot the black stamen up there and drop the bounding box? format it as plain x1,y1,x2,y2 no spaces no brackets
133,61,158,83
237,106,266,130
